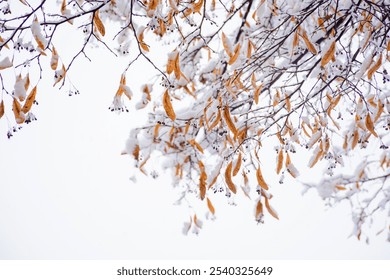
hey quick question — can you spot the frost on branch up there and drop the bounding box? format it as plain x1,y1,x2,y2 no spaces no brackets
1,0,390,240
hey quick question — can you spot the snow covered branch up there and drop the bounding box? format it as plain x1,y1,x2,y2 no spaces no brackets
1,0,390,240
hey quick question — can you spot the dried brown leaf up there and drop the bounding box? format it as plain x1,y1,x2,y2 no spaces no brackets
253,84,262,104
207,197,215,215
285,152,291,167
24,74,30,91
132,144,140,161
22,86,37,114
225,161,237,194
228,43,241,65
335,185,347,191
173,51,181,79
276,149,283,174
192,0,203,13
247,40,253,58
0,57,12,70
154,123,161,138
293,30,299,49
221,32,232,57
168,0,179,12
53,64,66,87
209,174,218,189
61,0,66,14
365,113,378,137
188,139,204,153
256,166,269,190
285,93,291,112
0,100,4,119
140,41,149,52
343,134,348,150
163,90,176,121
0,36,9,49
318,17,326,32
233,153,242,176
300,30,317,55
251,73,257,88
321,40,336,67
50,46,58,70
264,197,279,220
148,0,159,10
13,98,25,124
194,214,202,228
255,200,263,220
351,129,359,149
223,105,237,137
367,54,382,80
199,171,207,200
375,99,384,122
309,148,323,168
93,10,105,36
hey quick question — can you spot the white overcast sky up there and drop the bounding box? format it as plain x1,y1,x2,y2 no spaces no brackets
0,2,389,260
